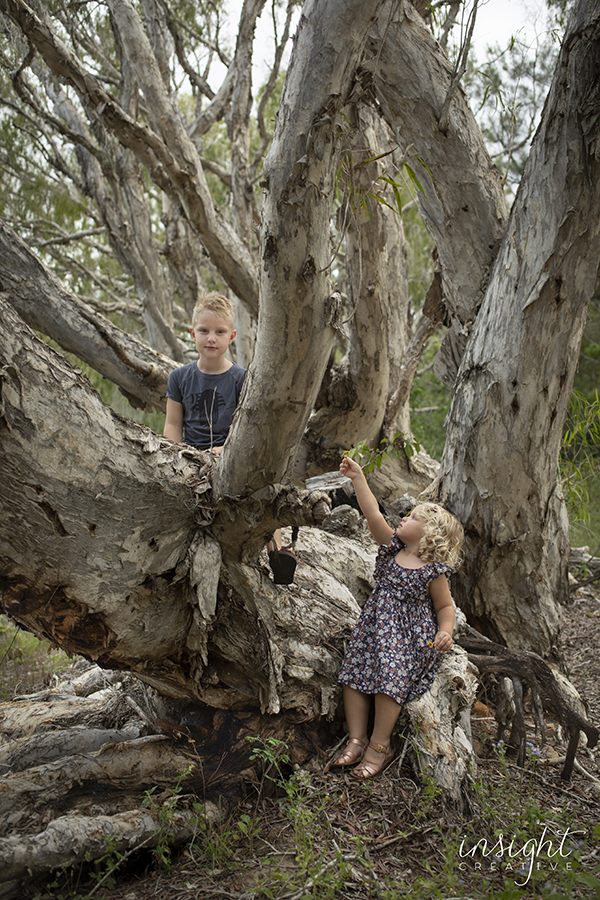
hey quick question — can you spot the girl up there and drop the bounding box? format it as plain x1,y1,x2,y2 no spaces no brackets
329,454,464,780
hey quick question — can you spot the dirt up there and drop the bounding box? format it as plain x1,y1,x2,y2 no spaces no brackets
23,582,600,900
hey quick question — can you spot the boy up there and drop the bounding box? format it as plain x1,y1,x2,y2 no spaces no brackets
163,292,295,583
164,292,244,455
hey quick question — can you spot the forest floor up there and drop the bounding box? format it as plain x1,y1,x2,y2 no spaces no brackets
26,578,600,900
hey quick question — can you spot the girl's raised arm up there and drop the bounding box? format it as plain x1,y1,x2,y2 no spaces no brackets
339,456,394,546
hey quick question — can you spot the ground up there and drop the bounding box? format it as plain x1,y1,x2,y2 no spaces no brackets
14,582,600,900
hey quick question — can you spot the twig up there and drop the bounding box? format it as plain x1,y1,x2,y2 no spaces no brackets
87,833,155,897
539,756,600,793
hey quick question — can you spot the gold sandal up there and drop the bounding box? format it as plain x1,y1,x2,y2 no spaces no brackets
326,737,368,771
352,741,394,780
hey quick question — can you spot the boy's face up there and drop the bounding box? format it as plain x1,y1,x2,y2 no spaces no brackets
190,311,236,366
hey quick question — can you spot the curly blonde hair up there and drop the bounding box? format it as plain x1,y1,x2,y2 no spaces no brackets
413,503,464,569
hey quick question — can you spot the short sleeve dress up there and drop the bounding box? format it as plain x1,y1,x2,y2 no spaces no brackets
337,534,452,704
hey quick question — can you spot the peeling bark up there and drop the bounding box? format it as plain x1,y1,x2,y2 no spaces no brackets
302,107,412,477
218,0,388,497
0,220,174,411
403,642,477,805
0,0,599,886
365,0,509,386
437,0,600,655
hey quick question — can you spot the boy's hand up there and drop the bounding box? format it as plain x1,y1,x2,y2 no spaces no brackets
340,455,363,481
433,630,453,651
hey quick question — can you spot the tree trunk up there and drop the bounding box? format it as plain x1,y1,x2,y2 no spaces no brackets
218,0,388,498
365,0,509,386
301,108,412,478
1,1,600,884
0,299,339,709
0,0,260,313
0,639,477,889
436,0,600,656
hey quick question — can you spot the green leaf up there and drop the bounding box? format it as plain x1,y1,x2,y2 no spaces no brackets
413,155,434,178
403,163,426,196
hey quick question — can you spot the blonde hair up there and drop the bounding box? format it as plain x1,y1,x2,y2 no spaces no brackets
192,292,235,331
413,503,464,569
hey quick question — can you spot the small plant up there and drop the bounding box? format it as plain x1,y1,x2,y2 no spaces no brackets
247,734,291,798
143,764,194,871
32,835,137,900
86,835,128,896
345,432,422,474
188,799,237,873
236,811,262,855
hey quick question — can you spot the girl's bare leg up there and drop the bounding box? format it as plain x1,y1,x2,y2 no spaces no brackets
370,692,402,747
328,686,370,767
353,692,401,779
343,685,371,743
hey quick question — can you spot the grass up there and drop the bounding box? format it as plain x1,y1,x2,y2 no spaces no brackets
4,593,600,900
0,616,71,701
569,475,600,555
29,733,600,900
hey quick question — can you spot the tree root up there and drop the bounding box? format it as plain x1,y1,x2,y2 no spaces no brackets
457,624,599,780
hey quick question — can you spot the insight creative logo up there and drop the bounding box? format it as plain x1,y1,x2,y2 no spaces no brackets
457,823,586,886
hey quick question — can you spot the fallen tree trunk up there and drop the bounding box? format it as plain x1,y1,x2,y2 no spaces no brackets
0,636,477,889
2,568,597,890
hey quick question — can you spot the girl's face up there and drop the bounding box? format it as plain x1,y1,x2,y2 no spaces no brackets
396,506,426,546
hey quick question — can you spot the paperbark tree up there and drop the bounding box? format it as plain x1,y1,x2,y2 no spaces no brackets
0,0,443,480
435,0,600,656
1,0,600,887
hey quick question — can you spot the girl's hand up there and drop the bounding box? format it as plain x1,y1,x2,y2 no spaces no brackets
340,455,362,481
433,630,453,651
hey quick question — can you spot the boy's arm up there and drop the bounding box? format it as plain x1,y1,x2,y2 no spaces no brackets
163,398,184,443
429,575,455,651
339,456,394,546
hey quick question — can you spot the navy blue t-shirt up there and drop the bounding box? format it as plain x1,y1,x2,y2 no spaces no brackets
166,361,245,450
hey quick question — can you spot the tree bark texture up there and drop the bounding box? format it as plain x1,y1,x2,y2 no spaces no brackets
218,0,388,497
1,3,599,884
0,0,260,314
365,0,509,387
0,644,476,889
437,0,600,655
0,299,350,713
302,107,412,478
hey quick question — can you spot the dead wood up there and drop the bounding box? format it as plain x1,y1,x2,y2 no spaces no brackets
456,624,599,779
569,548,600,589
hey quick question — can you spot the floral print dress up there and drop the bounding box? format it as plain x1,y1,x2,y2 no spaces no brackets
338,534,452,704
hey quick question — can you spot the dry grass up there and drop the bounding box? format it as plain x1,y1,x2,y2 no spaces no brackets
0,616,71,701
9,587,600,900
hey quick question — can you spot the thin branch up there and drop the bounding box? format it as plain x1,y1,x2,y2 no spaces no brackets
438,0,479,133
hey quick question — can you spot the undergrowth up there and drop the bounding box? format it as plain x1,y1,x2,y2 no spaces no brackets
29,733,600,900
0,616,70,701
